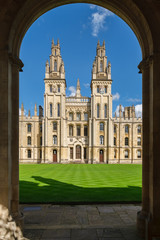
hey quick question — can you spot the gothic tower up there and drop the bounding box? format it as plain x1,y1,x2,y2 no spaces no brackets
43,39,67,162
90,40,113,163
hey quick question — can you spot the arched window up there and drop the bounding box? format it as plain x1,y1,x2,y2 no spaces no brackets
69,112,73,121
57,103,60,117
27,124,31,132
97,86,99,93
69,125,73,136
27,136,31,145
97,104,100,118
104,104,107,118
54,60,57,71
125,137,129,146
49,85,52,93
114,125,117,134
137,150,141,158
27,149,31,158
100,61,103,72
40,136,42,146
137,137,141,146
50,103,52,117
137,125,141,134
84,125,88,136
125,150,129,158
125,125,129,133
114,137,116,146
40,149,42,159
105,86,107,93
100,122,104,131
84,112,88,121
114,149,117,158
77,125,81,136
53,135,57,145
100,135,104,145
76,145,81,159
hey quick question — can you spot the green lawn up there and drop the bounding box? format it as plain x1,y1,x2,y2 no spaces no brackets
19,164,142,203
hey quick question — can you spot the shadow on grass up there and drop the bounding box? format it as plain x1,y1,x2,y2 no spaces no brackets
20,176,142,203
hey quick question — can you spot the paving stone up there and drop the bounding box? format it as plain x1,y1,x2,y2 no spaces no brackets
71,229,98,240
98,206,115,214
97,228,123,238
23,229,44,240
42,229,71,238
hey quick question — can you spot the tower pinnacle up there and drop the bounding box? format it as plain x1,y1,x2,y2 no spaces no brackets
76,78,81,97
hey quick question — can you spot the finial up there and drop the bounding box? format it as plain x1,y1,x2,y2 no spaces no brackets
77,78,80,88
103,40,105,47
57,39,60,46
28,110,31,117
21,103,24,111
46,60,49,65
34,104,37,116
97,40,100,46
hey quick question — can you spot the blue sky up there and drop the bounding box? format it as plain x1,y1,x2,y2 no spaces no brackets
19,3,142,117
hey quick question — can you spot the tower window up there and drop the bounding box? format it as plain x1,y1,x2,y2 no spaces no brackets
105,86,107,93
40,150,42,159
97,86,99,93
40,136,42,146
77,125,81,136
125,125,129,133
84,147,87,159
57,103,60,117
125,137,129,146
114,149,117,158
54,61,57,71
114,137,116,146
50,103,52,117
100,61,103,72
125,150,129,158
137,125,141,134
58,85,60,93
27,150,31,158
53,122,57,131
69,125,73,136
27,124,31,133
40,124,42,132
55,49,56,56
69,112,73,120
53,135,57,145
27,136,31,145
137,137,141,146
77,112,81,121
100,122,104,131
114,125,117,134
84,126,88,136
49,85,52,93
70,147,73,159
100,135,104,145
84,113,88,121
104,104,107,118
97,104,100,118
137,150,141,158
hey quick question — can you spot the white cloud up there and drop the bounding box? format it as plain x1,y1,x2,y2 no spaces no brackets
112,92,120,101
135,104,142,118
127,98,141,103
90,6,114,37
84,83,90,88
68,86,76,97
114,105,124,117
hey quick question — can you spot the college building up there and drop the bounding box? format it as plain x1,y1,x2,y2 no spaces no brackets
19,40,142,164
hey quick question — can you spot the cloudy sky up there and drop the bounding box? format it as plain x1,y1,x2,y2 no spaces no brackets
20,3,142,117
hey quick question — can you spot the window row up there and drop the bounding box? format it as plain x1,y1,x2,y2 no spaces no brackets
27,136,42,146
97,104,107,118
114,149,142,159
114,125,142,134
50,103,60,117
27,124,42,133
49,84,61,93
68,112,88,121
114,137,141,146
69,125,88,137
27,149,42,159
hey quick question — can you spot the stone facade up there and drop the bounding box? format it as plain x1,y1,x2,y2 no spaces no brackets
19,40,142,164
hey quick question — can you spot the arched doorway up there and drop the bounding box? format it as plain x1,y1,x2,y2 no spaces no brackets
53,149,57,162
76,145,81,159
1,0,160,238
99,149,104,163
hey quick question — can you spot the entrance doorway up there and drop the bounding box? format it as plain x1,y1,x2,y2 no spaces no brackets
100,150,104,163
76,145,81,159
53,149,57,162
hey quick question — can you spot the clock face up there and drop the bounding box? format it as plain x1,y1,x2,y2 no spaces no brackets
100,87,104,94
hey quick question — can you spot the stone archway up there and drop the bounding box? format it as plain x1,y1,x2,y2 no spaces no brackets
0,0,160,238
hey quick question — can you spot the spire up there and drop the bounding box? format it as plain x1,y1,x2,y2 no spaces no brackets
45,60,49,78
52,39,54,48
119,105,122,118
103,40,105,47
57,39,60,47
76,78,81,97
21,103,24,116
34,104,37,116
97,40,100,47
28,110,31,117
